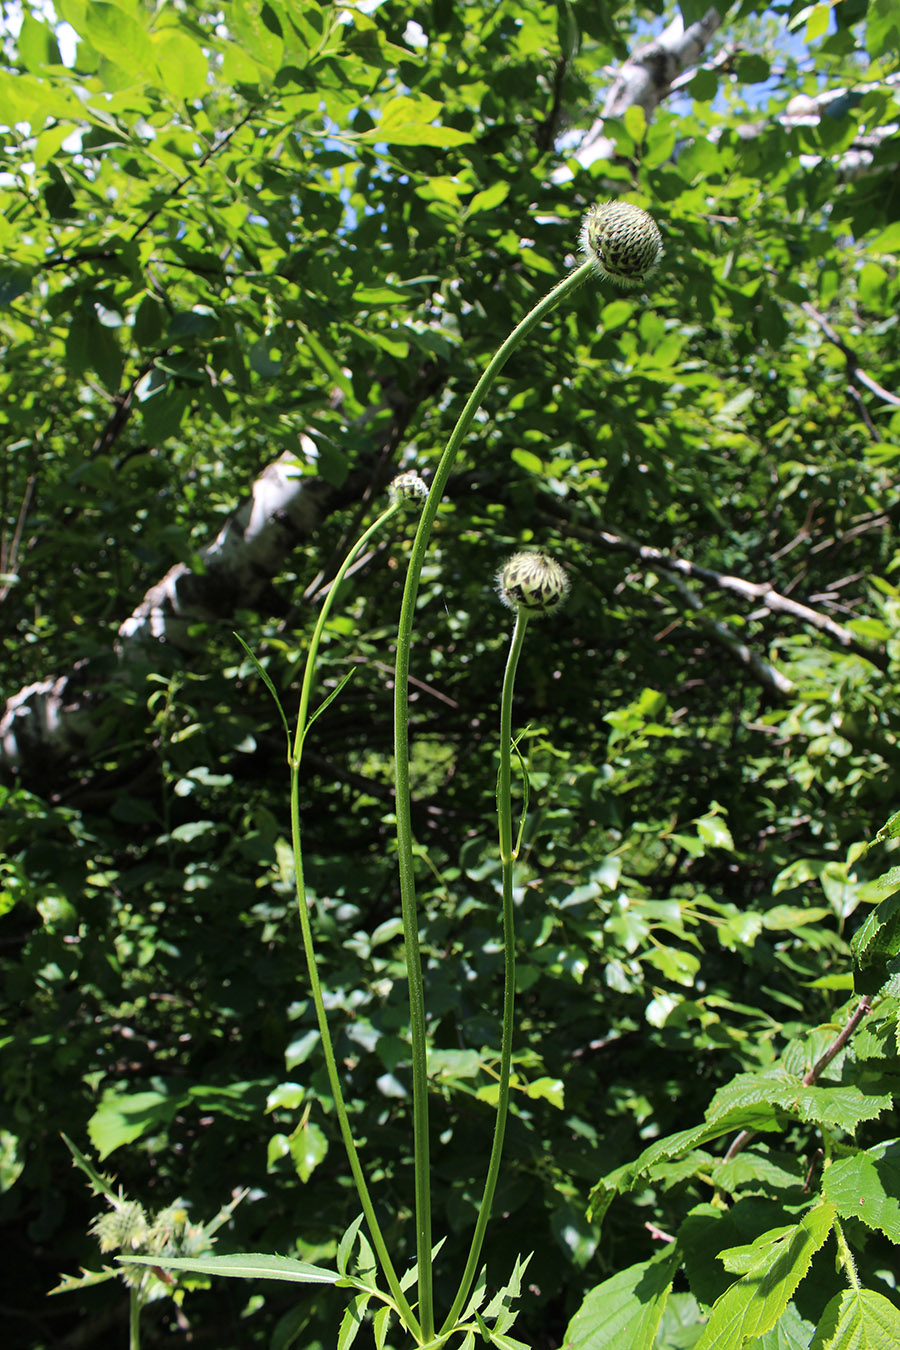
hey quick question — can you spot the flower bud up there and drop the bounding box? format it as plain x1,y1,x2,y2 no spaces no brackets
388,470,428,506
497,551,569,618
580,201,663,288
91,1199,150,1253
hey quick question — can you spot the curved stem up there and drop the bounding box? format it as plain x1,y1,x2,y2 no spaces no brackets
393,259,593,1337
440,613,528,1335
290,501,422,1339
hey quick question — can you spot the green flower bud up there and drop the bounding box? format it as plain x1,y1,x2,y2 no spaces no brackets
580,201,663,288
389,470,428,506
91,1198,150,1253
497,551,569,618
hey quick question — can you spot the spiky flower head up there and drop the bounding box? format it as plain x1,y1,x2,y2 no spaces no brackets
580,201,663,288
389,470,428,506
497,551,570,618
90,1198,150,1253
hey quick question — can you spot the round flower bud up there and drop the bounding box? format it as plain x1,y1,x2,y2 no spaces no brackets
91,1199,150,1253
497,551,570,618
388,470,428,506
580,201,663,288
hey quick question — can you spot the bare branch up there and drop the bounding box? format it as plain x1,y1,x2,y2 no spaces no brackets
539,502,886,674
802,301,900,415
723,996,873,1163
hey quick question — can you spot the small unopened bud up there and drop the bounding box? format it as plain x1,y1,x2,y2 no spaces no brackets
497,551,569,618
389,470,428,506
580,201,663,288
91,1199,150,1253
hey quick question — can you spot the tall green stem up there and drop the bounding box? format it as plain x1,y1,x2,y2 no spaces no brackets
129,1286,141,1350
394,260,593,1337
440,612,528,1335
290,501,421,1339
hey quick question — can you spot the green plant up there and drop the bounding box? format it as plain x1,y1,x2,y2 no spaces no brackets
561,815,900,1350
110,202,663,1347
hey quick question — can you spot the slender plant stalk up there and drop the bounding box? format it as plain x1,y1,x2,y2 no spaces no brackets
440,613,529,1336
129,1286,141,1350
394,259,594,1337
289,500,422,1338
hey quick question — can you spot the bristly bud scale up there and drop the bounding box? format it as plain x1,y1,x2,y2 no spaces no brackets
497,551,570,618
580,201,663,288
389,470,428,506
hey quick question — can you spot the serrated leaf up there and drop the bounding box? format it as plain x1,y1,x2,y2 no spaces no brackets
823,1143,900,1243
693,1204,835,1350
589,1104,784,1222
337,1291,370,1350
810,1287,900,1350
753,1300,817,1349
60,1133,119,1201
337,1215,366,1276
118,1252,339,1283
483,1251,531,1333
563,1247,679,1349
49,1265,118,1295
373,1303,391,1349
794,1083,892,1132
852,891,900,965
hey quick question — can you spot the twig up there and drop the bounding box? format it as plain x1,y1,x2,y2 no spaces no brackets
539,501,887,673
722,995,873,1163
802,301,900,410
129,108,259,244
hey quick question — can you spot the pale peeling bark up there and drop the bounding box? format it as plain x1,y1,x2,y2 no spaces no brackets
575,7,723,170
117,442,328,649
1,445,339,771
737,74,900,181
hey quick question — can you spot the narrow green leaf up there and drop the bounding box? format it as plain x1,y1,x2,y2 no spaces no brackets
233,633,291,751
337,1291,370,1350
302,669,356,742
373,1304,392,1349
118,1252,340,1283
337,1214,366,1276
60,1133,119,1201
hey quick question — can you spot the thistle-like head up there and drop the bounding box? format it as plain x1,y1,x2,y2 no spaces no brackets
497,551,570,618
388,470,428,506
580,201,663,288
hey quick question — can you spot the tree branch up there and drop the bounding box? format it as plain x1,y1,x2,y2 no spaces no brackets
801,302,900,420
538,502,886,677
0,361,445,775
723,995,873,1163
575,8,723,170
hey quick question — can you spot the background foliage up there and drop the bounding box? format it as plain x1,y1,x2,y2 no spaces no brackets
2,0,900,1345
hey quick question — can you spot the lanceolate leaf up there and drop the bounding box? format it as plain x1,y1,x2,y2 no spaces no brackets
589,1104,785,1221
117,1253,340,1283
693,1204,835,1350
